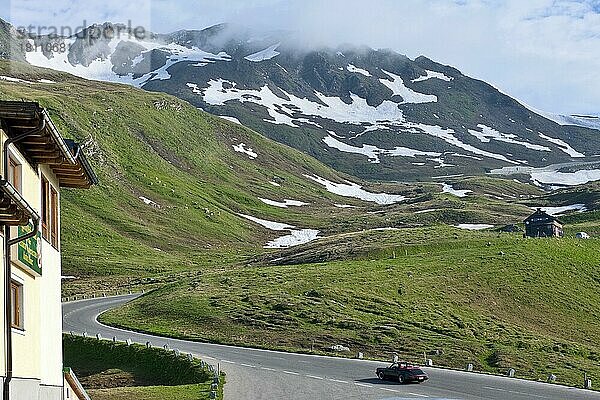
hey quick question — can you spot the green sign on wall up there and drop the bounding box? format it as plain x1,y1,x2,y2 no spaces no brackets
16,224,41,276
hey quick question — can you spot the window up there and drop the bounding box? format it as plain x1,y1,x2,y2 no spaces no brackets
41,175,59,249
10,280,23,330
7,155,21,193
50,186,58,248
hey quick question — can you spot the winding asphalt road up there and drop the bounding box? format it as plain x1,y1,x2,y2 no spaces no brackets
63,294,600,400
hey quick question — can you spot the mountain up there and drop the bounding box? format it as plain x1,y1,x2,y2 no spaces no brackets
2,59,574,292
7,21,600,186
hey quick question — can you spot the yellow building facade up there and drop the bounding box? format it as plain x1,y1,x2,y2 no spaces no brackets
0,101,96,400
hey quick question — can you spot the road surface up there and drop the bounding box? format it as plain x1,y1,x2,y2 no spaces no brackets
63,294,600,400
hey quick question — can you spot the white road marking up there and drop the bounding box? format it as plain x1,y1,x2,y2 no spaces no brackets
306,375,324,380
484,386,547,399
353,382,373,388
260,367,276,371
220,359,235,364
282,370,300,375
484,386,506,391
379,387,399,392
240,363,256,368
408,393,429,398
327,378,348,384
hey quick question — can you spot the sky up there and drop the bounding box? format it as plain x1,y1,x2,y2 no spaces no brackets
1,0,599,115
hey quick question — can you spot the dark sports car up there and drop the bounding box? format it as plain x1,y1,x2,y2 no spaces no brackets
376,362,429,384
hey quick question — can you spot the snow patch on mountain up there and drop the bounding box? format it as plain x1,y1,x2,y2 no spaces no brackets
533,204,586,216
232,143,257,159
468,124,551,152
538,133,585,158
441,183,472,197
238,213,320,248
258,197,308,208
323,135,440,164
196,79,405,126
490,163,600,186
244,43,281,62
346,64,371,76
238,213,293,230
379,70,437,104
265,229,321,248
408,123,518,164
26,37,231,86
305,174,406,205
411,70,453,82
455,224,494,230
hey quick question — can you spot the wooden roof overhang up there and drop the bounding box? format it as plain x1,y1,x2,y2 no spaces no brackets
0,101,98,189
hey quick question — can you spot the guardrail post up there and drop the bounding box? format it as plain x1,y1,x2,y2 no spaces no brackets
547,373,556,383
82,331,87,338
584,373,592,389
95,333,102,340
187,353,194,361
146,341,152,348
507,368,515,378
173,349,180,357
356,352,363,359
426,359,433,366
112,336,117,343
466,363,473,372
126,338,132,346
163,344,169,350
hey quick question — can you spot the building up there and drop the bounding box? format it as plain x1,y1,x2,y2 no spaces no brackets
524,208,564,238
0,101,97,400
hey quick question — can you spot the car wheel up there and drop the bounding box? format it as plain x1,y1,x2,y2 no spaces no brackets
377,372,385,380
398,375,405,384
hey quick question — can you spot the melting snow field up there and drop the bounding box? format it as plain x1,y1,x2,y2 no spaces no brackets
259,198,308,208
139,196,160,208
534,204,587,216
411,70,453,82
232,143,258,159
379,70,437,104
490,163,600,186
323,135,440,164
441,183,472,197
347,64,372,77
305,174,406,205
195,79,405,127
455,224,494,230
468,125,551,152
244,43,281,62
538,133,585,158
26,37,231,86
265,229,321,249
237,214,320,248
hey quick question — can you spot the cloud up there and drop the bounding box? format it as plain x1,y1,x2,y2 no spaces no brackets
1,0,599,114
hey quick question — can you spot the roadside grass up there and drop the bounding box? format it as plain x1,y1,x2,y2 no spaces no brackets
101,226,600,389
87,384,214,400
63,335,223,400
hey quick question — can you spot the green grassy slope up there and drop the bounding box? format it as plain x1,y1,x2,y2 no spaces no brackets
101,225,600,388
0,61,423,292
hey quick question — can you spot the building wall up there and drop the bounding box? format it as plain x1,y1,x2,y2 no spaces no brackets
0,129,64,399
